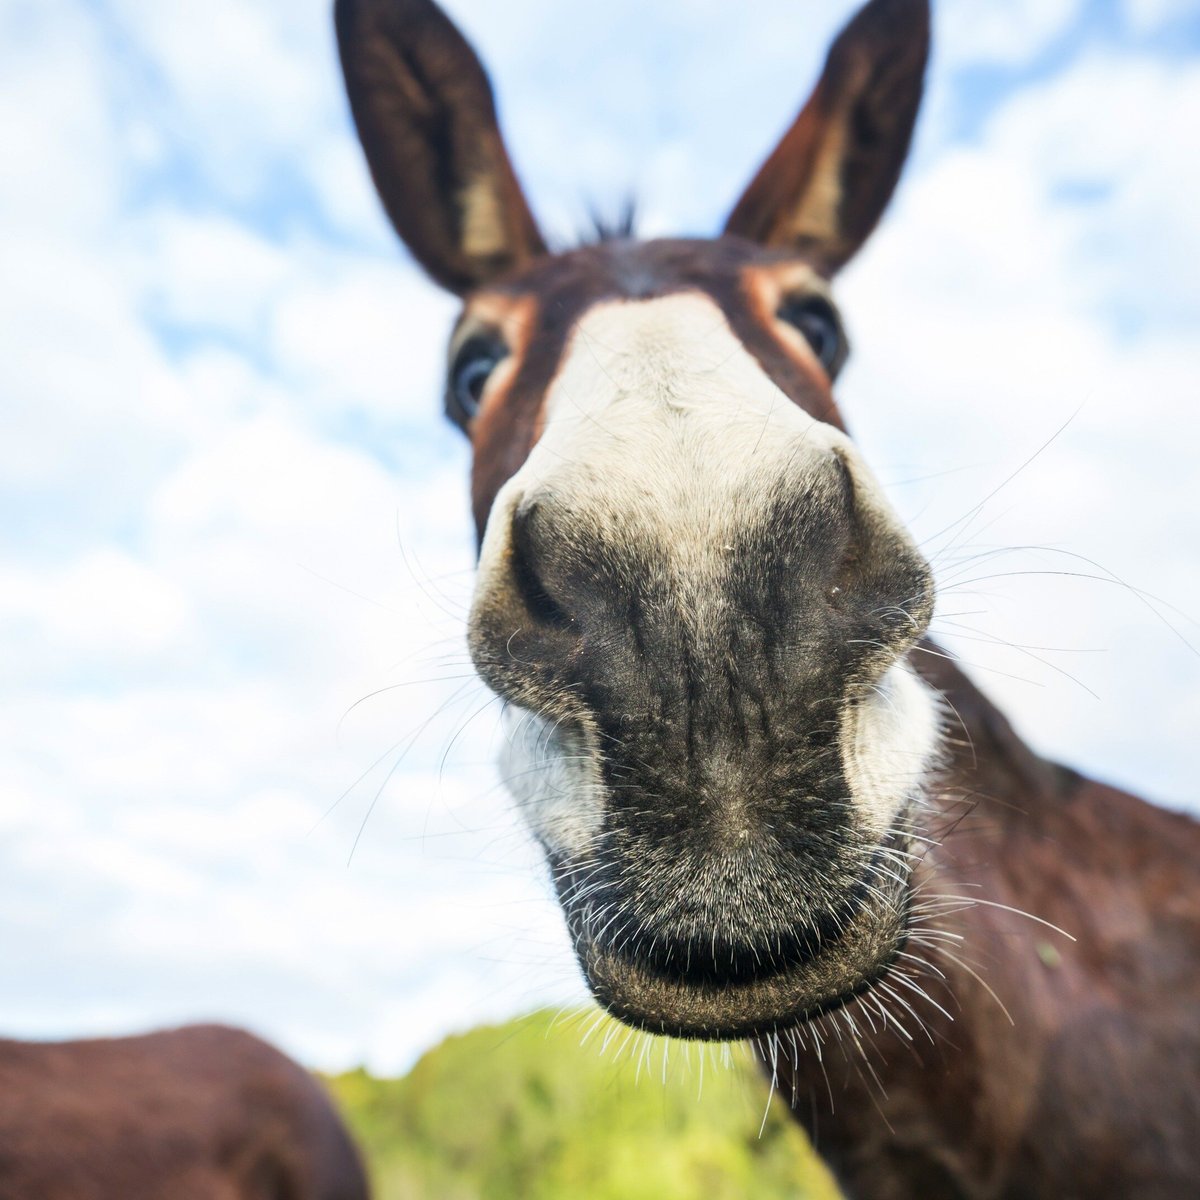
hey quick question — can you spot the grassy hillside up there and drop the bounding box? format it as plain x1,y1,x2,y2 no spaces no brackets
326,1009,843,1200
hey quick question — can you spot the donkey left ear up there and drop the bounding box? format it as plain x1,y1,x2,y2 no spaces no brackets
335,0,546,294
724,0,929,276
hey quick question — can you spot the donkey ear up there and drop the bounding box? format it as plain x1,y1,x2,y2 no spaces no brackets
724,0,929,276
335,0,547,294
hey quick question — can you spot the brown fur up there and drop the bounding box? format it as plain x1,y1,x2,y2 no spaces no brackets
0,1025,369,1200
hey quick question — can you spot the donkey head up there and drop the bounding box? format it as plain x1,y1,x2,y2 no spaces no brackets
338,0,938,1038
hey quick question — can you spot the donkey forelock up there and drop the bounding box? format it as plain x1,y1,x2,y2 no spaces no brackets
337,0,935,1038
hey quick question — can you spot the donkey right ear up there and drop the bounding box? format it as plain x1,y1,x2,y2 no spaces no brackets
724,0,929,276
335,0,546,294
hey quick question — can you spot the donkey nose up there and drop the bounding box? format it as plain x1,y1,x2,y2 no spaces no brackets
506,500,580,634
466,493,591,716
469,449,935,721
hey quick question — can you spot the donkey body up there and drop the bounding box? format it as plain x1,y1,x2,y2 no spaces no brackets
0,1024,369,1200
335,0,1200,1195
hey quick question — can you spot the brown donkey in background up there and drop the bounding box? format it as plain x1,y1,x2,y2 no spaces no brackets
0,1025,368,1199
337,0,1200,1195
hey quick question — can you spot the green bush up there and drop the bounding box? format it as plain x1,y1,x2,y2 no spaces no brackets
326,1010,843,1200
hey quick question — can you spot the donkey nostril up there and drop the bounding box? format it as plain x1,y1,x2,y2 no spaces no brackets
510,507,574,631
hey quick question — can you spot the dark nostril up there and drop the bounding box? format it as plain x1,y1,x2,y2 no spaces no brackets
824,447,934,644
510,506,575,630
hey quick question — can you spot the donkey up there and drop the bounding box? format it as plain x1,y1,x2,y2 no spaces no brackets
336,0,1200,1195
0,1024,369,1199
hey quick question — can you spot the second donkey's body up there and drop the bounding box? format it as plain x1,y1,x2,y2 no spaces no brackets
0,1024,369,1200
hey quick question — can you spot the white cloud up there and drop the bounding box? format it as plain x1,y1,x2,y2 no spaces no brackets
136,210,295,334
985,52,1200,325
0,0,123,233
1122,0,1198,33
1,234,193,495
937,0,1084,66
268,259,460,419
0,550,192,678
103,0,339,203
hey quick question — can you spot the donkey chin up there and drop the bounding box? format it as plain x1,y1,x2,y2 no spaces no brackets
468,376,941,1041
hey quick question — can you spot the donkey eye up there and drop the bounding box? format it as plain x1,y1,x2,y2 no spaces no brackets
776,295,843,375
449,335,507,424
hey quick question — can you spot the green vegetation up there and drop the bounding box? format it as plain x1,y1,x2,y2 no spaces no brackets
326,1009,843,1200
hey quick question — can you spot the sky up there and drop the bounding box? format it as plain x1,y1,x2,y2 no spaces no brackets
2,0,1198,1074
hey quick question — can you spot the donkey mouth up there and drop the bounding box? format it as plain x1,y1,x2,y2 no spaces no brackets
559,836,913,1041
